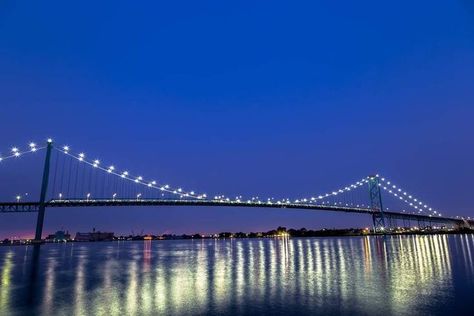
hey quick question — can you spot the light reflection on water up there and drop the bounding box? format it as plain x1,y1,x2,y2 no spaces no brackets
0,235,473,315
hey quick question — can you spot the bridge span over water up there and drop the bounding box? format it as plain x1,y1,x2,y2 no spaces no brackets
1,139,472,241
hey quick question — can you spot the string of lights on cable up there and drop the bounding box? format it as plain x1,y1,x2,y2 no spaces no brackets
377,175,441,217
0,142,45,163
56,145,208,200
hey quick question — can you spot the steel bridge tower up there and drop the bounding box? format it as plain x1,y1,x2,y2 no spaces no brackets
368,175,386,233
34,139,53,243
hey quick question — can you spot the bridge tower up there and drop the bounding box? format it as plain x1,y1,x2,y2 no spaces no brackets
368,175,386,233
34,139,53,243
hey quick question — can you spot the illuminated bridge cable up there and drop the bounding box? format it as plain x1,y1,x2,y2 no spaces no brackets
55,146,208,200
377,175,441,217
0,142,45,163
294,176,369,205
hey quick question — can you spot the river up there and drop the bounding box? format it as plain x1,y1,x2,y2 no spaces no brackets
0,235,473,315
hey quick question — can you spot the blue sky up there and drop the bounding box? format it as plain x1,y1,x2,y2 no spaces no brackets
0,1,473,237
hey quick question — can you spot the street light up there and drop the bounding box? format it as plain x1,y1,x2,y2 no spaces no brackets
136,193,142,201
113,193,117,201
86,193,91,201
16,195,21,203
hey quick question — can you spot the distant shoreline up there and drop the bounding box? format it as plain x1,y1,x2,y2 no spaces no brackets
2,227,473,246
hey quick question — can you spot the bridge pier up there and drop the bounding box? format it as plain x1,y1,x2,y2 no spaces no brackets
34,140,53,243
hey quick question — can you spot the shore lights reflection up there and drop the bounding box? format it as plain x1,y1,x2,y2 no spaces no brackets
0,235,473,315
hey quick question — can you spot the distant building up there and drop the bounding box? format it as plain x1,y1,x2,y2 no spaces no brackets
74,233,92,242
46,231,71,242
74,228,114,242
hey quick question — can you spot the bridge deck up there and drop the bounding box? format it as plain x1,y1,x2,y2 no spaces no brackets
0,199,470,226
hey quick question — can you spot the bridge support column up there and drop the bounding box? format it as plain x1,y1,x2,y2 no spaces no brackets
368,175,386,234
34,139,53,243
391,216,397,231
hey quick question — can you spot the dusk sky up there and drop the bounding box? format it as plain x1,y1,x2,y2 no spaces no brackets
1,1,473,238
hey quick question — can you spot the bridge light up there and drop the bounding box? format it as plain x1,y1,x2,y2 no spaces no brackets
11,147,19,153
78,153,85,161
63,145,70,152
16,195,21,202
14,152,20,157
29,142,36,148
47,138,53,143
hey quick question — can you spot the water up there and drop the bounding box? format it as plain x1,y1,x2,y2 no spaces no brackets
0,235,473,316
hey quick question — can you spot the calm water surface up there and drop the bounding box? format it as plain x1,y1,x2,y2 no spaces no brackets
1,235,473,315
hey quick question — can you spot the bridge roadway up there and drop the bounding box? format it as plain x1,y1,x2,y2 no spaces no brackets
0,198,472,227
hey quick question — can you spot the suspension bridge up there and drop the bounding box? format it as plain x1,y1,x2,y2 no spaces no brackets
0,139,472,242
